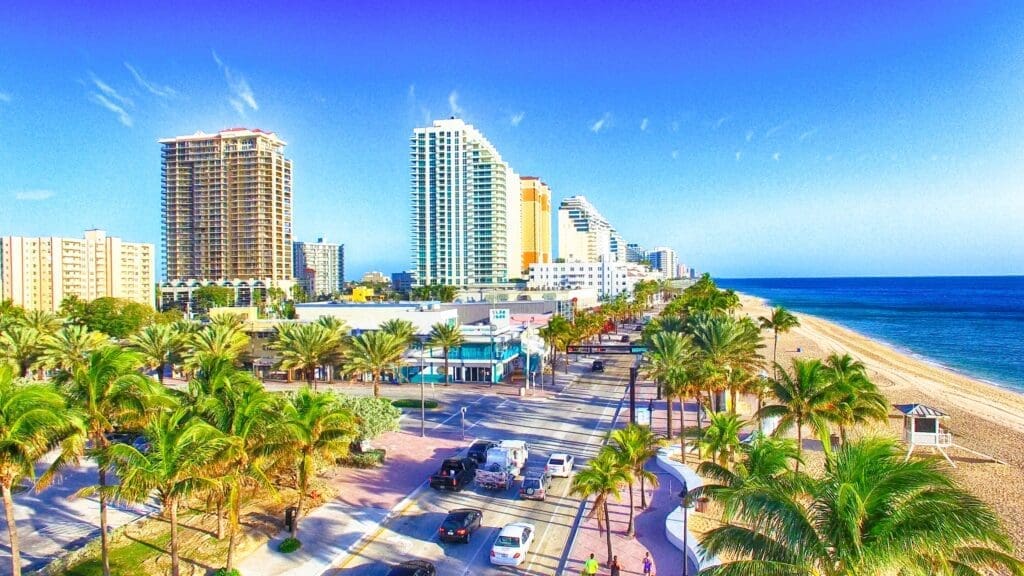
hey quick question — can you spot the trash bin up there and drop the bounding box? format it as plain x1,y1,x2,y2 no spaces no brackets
518,386,526,397
284,506,298,532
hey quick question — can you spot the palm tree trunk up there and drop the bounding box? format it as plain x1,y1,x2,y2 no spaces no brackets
216,498,224,539
293,456,308,539
730,388,737,416
666,396,674,439
3,483,22,576
157,361,165,385
169,497,180,576
795,420,803,473
226,486,239,570
602,496,610,561
840,424,848,446
679,395,687,465
756,392,764,433
639,470,648,509
626,481,635,537
98,467,111,576
372,372,381,398
772,331,779,380
443,350,450,386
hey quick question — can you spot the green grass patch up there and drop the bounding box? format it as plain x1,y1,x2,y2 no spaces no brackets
62,532,170,576
391,398,439,409
278,537,302,553
338,448,386,468
214,569,242,576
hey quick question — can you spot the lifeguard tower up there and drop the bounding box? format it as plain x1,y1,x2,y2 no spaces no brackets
894,403,1004,468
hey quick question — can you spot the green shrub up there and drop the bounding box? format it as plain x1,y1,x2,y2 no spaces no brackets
338,449,386,468
335,395,401,442
278,537,302,553
391,398,439,409
214,569,242,576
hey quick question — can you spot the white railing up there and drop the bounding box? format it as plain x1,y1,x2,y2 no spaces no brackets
909,431,953,446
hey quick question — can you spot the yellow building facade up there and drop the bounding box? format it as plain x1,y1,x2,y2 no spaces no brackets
519,177,552,274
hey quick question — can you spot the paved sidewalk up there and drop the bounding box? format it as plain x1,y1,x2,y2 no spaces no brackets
565,373,698,576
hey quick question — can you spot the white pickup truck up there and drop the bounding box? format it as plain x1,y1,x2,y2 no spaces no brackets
474,440,529,490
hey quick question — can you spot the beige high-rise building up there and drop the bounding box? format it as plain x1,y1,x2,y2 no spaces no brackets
0,230,154,313
519,177,552,274
160,128,293,282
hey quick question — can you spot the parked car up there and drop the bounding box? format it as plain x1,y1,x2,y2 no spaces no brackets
490,522,536,567
429,457,477,491
620,334,630,342
467,440,497,464
386,560,436,576
438,508,483,543
545,453,575,477
519,471,552,501
592,360,605,372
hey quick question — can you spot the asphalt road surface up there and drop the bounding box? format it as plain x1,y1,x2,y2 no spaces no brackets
327,354,633,576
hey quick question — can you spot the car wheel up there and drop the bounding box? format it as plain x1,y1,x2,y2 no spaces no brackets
464,532,470,544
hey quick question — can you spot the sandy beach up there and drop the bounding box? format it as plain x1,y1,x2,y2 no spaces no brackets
737,294,1024,550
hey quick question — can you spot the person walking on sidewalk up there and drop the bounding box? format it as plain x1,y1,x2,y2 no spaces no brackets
642,551,653,575
583,553,600,575
609,555,622,576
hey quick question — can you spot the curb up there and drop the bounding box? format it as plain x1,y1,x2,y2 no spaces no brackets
655,446,720,571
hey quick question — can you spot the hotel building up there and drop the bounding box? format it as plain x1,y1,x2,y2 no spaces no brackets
647,246,679,278
519,177,552,274
557,195,625,263
410,118,521,288
293,238,345,298
160,128,293,282
527,260,662,299
0,230,154,312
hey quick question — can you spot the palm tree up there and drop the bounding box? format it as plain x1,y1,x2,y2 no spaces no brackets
427,322,464,386
824,353,887,444
185,324,250,370
130,323,185,384
570,448,631,564
700,437,1023,575
607,424,661,536
696,434,802,522
57,346,161,576
20,309,62,334
758,358,837,470
643,330,692,438
379,318,417,346
271,323,343,390
104,408,230,576
346,331,407,397
687,313,763,415
281,388,355,539
0,324,43,378
38,324,108,373
758,305,800,380
539,315,572,381
0,366,82,576
699,411,746,468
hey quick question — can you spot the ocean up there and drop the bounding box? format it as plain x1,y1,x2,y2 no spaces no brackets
717,276,1024,393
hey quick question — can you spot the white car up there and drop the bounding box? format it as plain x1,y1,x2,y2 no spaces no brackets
545,453,575,477
490,522,536,567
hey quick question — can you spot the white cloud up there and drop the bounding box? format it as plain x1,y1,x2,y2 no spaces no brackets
213,51,258,113
510,111,525,127
735,151,742,161
745,129,754,142
448,90,463,116
590,112,611,133
14,190,55,201
713,115,730,129
765,122,786,138
408,84,416,100
89,93,133,127
640,117,649,131
671,150,680,160
772,151,781,161
89,73,133,108
124,63,177,98
0,92,10,103
671,121,679,133
799,127,818,142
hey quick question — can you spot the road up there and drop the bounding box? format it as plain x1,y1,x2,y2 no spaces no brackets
326,353,633,576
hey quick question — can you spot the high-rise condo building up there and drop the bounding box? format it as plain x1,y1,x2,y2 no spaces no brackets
293,238,344,298
519,177,552,274
410,118,521,287
626,243,647,263
648,246,679,278
1,230,154,313
557,195,625,263
160,128,293,282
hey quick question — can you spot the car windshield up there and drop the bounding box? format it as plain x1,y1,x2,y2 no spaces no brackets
549,458,564,466
522,479,541,489
441,517,464,529
496,535,520,547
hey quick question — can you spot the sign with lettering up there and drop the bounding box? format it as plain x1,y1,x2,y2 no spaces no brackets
489,308,510,328
566,345,648,355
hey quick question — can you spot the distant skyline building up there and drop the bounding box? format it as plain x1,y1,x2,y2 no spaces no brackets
519,177,552,274
626,243,647,263
293,238,344,298
160,128,293,282
527,260,661,299
361,271,389,284
391,271,415,293
410,118,521,287
648,246,678,278
557,195,624,263
1,229,154,313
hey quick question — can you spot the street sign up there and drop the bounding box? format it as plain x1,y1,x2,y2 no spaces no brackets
636,407,651,427
566,345,648,355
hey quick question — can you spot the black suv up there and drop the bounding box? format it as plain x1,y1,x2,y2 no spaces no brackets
438,508,483,543
592,360,605,372
467,440,497,464
387,560,436,576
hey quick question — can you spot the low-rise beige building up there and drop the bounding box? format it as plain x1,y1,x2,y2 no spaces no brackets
0,229,155,312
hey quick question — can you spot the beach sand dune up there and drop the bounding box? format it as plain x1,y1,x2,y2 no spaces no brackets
739,294,1024,550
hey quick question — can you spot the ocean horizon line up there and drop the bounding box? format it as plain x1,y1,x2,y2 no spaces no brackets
717,274,1024,281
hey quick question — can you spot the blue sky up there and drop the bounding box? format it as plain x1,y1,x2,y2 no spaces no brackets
1,1,1022,279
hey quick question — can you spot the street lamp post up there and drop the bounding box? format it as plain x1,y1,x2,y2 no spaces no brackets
460,406,467,440
679,481,693,576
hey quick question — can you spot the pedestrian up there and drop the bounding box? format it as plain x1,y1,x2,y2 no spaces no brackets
583,552,600,575
610,555,622,576
642,551,653,575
